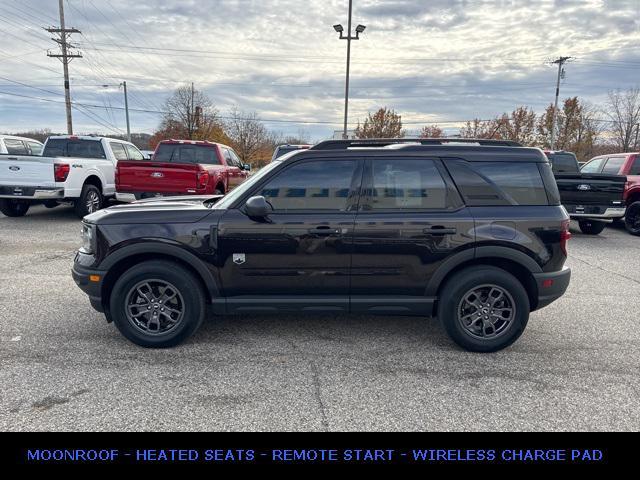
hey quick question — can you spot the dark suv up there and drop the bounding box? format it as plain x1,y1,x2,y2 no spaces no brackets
72,138,571,352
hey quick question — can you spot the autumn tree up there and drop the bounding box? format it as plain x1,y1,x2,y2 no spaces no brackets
225,107,274,167
537,97,601,160
492,106,537,145
419,125,444,138
355,107,404,138
603,88,640,152
459,118,495,139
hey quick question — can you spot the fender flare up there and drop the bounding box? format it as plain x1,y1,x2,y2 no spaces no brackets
425,246,542,297
99,241,220,298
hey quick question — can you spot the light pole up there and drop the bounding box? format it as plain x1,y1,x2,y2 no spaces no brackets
102,82,131,141
550,56,571,150
334,0,366,140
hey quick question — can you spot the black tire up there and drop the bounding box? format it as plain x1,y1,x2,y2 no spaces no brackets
74,184,103,218
625,201,640,236
578,220,606,235
0,199,30,217
437,266,530,352
214,187,224,195
109,260,206,348
43,200,58,209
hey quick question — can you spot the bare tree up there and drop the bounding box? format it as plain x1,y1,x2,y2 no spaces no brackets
355,107,404,138
419,125,444,138
603,88,640,152
163,85,220,140
225,107,274,167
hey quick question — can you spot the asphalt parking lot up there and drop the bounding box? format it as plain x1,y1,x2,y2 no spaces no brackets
1,204,638,431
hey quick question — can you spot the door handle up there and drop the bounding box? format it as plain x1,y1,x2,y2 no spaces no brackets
423,226,457,235
308,226,340,235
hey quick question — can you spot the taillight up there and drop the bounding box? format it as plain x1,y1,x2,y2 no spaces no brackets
115,164,119,183
54,163,70,182
560,219,571,257
196,170,210,189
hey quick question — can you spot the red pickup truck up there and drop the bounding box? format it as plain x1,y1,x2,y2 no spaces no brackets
581,152,640,235
115,140,250,202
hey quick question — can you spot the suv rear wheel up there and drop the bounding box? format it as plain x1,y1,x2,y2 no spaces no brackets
0,199,30,217
624,201,640,236
109,261,206,348
578,220,606,235
438,266,530,352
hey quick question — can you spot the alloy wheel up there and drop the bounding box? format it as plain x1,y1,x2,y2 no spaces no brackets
457,284,516,339
124,279,185,335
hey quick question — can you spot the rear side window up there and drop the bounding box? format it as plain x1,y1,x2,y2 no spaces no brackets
110,142,128,161
368,159,452,210
3,139,29,155
447,160,548,206
259,160,357,211
630,156,640,175
602,157,625,174
43,139,106,159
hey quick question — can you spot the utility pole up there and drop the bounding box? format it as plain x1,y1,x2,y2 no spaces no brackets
47,0,82,135
550,56,571,150
121,81,131,142
333,1,366,139
190,82,195,140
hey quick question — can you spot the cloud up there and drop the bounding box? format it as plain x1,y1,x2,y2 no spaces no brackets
0,0,638,139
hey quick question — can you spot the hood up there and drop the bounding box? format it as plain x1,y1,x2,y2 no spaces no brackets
85,195,223,225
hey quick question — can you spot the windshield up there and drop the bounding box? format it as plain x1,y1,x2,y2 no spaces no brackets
212,160,282,209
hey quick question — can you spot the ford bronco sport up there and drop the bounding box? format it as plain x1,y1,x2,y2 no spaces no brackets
72,138,571,352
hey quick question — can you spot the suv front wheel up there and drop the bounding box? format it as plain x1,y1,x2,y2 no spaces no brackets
438,266,530,352
109,260,206,347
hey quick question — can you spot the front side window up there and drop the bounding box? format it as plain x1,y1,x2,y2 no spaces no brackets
602,157,625,174
581,157,605,173
125,144,145,161
27,141,43,155
4,139,28,155
368,159,450,210
110,142,128,161
259,160,357,211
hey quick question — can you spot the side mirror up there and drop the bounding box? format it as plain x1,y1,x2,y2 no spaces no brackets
243,163,251,171
245,195,272,218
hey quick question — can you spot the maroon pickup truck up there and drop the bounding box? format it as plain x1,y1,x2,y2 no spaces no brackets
115,140,250,202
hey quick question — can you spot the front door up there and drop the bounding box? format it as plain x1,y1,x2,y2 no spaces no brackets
217,157,363,313
350,156,474,315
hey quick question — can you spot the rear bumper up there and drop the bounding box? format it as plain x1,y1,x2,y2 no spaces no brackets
0,185,64,200
115,192,137,203
568,207,626,220
72,252,106,313
533,267,571,310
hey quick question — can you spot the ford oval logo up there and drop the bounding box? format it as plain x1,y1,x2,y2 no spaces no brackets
151,172,164,178
9,165,20,171
577,184,591,191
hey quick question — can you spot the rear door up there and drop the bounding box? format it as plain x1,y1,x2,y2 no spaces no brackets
350,156,472,315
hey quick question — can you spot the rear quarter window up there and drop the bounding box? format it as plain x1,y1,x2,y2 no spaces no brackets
446,160,549,206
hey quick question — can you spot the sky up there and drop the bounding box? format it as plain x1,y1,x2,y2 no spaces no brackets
0,0,639,141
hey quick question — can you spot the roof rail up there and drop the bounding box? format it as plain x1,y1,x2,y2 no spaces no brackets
310,138,523,150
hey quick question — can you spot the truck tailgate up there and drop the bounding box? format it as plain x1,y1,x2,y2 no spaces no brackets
0,154,55,187
555,173,626,217
117,160,199,194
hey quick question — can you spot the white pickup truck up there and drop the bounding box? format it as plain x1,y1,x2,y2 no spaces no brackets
0,135,145,218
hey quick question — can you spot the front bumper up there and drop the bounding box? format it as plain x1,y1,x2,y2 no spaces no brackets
72,252,106,313
533,267,571,310
0,186,64,200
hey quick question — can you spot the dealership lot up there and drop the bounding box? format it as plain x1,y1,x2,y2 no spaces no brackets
0,204,638,431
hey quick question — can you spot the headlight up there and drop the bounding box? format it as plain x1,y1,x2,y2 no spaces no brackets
81,223,96,254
